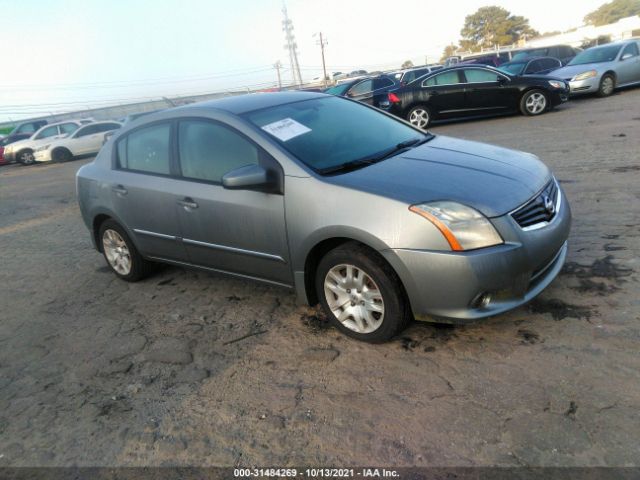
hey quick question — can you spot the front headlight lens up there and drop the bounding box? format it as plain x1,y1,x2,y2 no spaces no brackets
409,201,503,251
36,144,51,152
548,80,564,89
572,70,597,81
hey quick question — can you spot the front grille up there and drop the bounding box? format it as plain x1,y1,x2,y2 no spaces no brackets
512,180,559,229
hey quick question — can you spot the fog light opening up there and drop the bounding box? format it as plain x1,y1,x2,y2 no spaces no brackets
473,292,492,309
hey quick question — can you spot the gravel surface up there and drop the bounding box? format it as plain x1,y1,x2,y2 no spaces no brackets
0,89,639,467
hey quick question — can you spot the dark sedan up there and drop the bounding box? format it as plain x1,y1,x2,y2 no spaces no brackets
325,75,398,108
385,66,569,128
499,56,562,76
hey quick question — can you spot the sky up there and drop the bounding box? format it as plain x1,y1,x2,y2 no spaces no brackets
0,0,607,122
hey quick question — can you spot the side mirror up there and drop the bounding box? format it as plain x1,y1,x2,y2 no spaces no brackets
222,164,274,191
621,53,633,61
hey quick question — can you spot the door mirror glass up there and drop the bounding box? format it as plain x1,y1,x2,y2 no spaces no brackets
222,164,271,190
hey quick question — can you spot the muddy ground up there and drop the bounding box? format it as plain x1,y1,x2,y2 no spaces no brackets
0,90,639,467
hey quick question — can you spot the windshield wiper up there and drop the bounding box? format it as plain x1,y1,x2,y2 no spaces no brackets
318,135,434,175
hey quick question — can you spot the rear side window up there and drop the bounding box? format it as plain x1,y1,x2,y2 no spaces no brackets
424,71,461,86
118,123,171,175
178,120,258,183
464,69,501,82
94,123,120,133
36,125,59,139
75,125,97,137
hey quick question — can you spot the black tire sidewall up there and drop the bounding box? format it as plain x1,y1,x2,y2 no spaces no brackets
520,89,548,116
407,105,431,129
98,219,147,282
315,244,407,343
52,149,71,163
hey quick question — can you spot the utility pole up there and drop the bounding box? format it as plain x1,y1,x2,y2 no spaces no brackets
273,61,283,90
314,32,328,87
282,2,303,86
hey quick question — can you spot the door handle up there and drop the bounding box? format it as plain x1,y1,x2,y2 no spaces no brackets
177,197,198,210
112,185,128,196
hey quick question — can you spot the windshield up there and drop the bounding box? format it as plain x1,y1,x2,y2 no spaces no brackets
324,83,351,96
568,45,621,65
499,62,527,75
244,96,427,173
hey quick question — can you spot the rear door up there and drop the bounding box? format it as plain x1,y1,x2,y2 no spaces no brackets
70,125,100,155
172,119,291,285
109,122,188,262
420,70,466,117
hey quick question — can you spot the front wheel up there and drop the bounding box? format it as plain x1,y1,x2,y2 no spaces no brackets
597,74,615,97
315,242,410,343
99,219,154,282
51,148,72,163
520,90,548,116
406,105,431,129
18,150,35,165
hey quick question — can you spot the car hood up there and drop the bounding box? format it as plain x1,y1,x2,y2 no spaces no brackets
553,63,610,79
324,135,551,218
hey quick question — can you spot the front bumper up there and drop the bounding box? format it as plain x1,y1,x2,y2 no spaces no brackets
382,184,572,323
567,77,599,95
34,150,52,162
3,150,16,163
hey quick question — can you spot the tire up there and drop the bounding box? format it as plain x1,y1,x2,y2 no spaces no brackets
18,150,35,165
51,148,72,163
520,89,548,116
315,242,410,343
597,74,615,97
406,105,431,129
98,219,154,282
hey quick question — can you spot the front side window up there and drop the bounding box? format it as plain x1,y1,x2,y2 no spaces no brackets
524,60,543,74
36,125,59,139
119,123,170,175
424,71,461,86
178,120,258,183
542,58,561,70
373,77,395,89
621,42,639,58
464,68,501,82
59,123,79,135
244,96,426,173
349,80,373,96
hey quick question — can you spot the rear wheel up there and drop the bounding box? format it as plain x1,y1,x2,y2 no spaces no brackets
52,148,72,163
597,74,615,97
98,219,154,282
315,242,410,343
18,150,35,165
406,105,431,129
520,89,548,116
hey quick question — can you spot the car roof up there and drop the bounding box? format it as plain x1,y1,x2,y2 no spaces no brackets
503,56,558,64
186,91,326,115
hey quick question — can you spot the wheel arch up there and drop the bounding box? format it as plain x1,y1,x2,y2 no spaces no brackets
90,209,137,253
300,234,411,314
51,146,73,160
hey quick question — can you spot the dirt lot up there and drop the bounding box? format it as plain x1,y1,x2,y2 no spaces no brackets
1,90,639,468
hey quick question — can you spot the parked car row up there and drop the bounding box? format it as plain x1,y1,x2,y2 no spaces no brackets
324,39,640,129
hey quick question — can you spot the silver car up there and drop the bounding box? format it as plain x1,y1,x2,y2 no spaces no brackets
77,92,571,342
552,39,640,96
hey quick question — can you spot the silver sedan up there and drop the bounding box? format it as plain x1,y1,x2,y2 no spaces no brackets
552,39,640,97
77,92,571,342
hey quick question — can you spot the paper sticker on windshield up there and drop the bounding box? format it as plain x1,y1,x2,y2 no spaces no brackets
261,118,311,142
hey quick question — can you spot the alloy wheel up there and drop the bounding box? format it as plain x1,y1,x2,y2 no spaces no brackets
20,152,35,165
323,263,385,334
409,108,430,128
525,92,547,114
601,76,614,96
102,229,132,275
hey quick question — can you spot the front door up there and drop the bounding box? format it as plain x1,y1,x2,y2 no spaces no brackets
617,42,640,85
172,119,292,285
462,68,514,113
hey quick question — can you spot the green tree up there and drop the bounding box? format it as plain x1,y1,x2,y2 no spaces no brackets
584,0,640,26
440,44,459,62
401,60,414,69
459,6,538,52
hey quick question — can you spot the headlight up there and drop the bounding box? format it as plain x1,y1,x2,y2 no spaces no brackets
572,70,597,81
409,201,503,251
548,80,564,89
